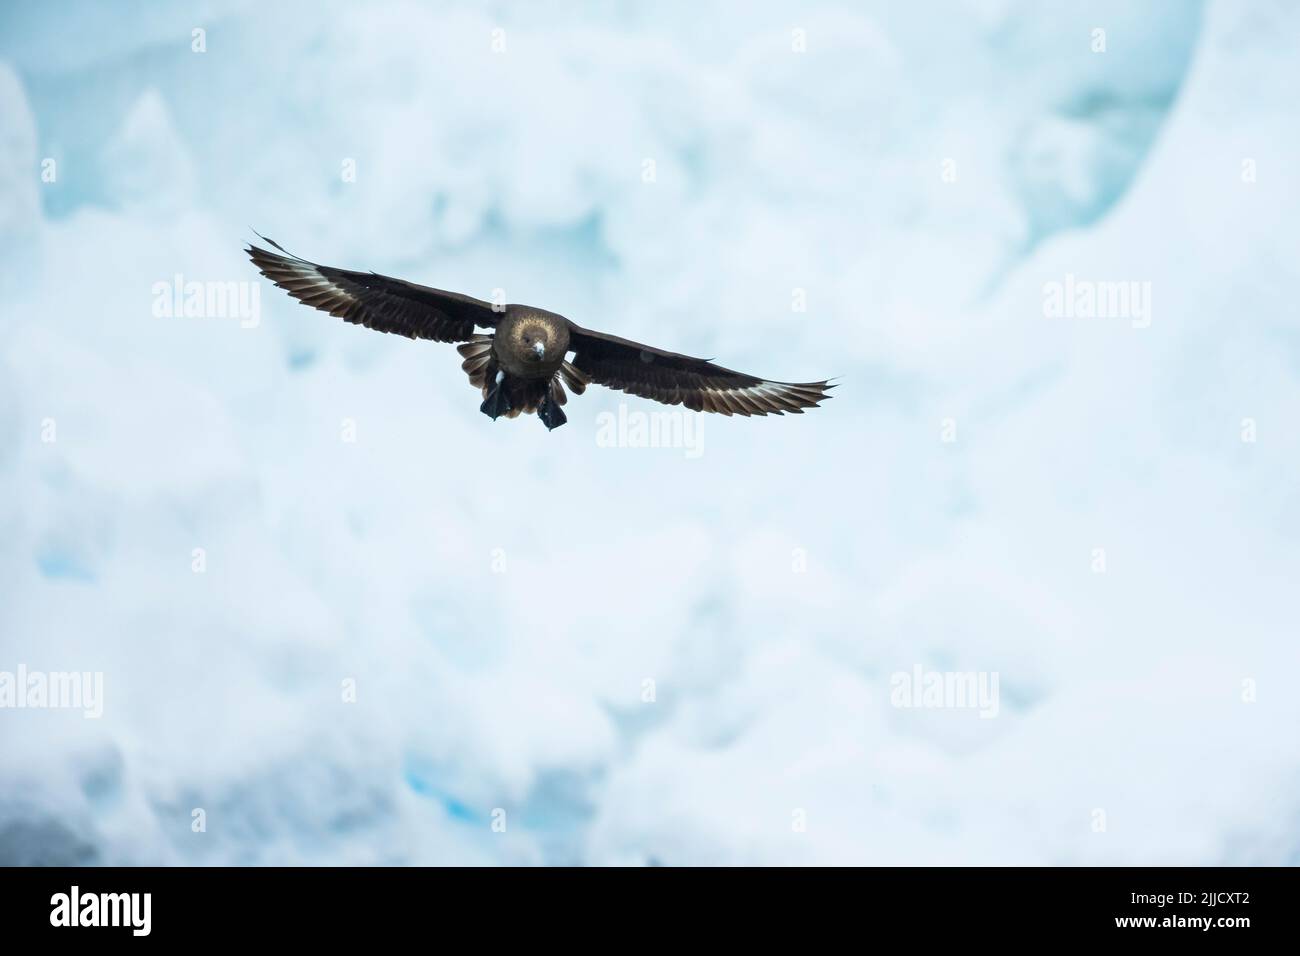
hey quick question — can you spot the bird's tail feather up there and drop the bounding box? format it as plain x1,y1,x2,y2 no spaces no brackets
457,335,495,392
560,360,588,396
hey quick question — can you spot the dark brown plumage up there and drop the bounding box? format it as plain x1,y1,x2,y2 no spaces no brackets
246,235,833,430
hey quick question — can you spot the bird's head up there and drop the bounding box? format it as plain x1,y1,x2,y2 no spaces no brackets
517,320,558,364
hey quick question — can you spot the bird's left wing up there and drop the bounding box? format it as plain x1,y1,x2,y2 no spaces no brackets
567,324,833,416
247,235,500,343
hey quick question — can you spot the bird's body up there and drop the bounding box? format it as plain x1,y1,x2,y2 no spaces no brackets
456,313,588,428
246,236,833,430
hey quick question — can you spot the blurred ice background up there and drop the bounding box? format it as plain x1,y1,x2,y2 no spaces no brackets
1,0,1297,865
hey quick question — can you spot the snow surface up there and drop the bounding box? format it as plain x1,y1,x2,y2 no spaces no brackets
1,0,1297,865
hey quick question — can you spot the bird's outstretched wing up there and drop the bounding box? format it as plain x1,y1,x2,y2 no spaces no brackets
246,235,500,343
566,324,833,416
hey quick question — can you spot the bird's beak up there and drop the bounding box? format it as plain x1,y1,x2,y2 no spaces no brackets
532,341,546,359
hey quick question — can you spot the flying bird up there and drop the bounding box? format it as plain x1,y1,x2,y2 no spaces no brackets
246,236,833,430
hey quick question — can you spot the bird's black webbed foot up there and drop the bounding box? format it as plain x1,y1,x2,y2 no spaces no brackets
537,393,567,431
480,379,512,420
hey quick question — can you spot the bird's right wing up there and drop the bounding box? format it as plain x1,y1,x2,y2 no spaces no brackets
567,324,833,416
247,235,500,343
